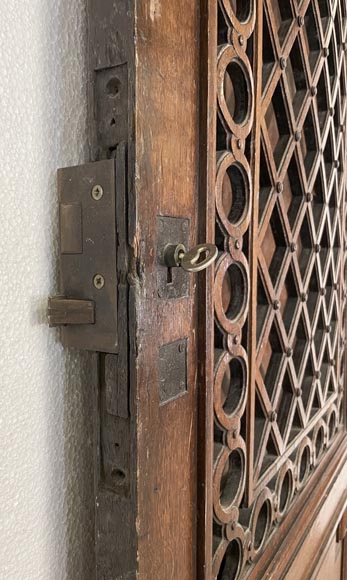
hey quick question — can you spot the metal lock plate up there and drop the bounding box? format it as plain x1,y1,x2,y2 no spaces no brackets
157,216,190,299
56,159,118,353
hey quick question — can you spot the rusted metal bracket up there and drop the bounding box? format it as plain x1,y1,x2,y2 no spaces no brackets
49,155,125,353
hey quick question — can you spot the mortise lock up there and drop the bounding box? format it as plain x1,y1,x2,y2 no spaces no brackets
48,145,126,353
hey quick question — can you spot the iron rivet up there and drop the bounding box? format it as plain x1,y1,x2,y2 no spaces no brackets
91,184,104,201
276,181,283,194
314,244,321,253
233,334,240,345
298,15,304,27
236,138,242,149
306,192,313,202
273,299,281,311
235,239,241,250
93,274,105,289
310,86,317,97
290,242,297,253
323,47,329,58
238,35,244,46
320,287,326,296
301,292,308,302
294,130,301,142
280,57,287,70
296,388,302,398
286,347,293,358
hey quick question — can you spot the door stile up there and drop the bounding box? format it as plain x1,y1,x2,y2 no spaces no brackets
246,0,264,508
197,0,217,578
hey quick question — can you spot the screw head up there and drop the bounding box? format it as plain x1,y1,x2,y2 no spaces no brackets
306,192,313,202
236,138,242,149
235,239,241,250
276,181,283,194
325,324,331,333
320,287,326,296
298,15,304,27
296,388,303,398
334,159,340,169
314,243,321,254
280,57,287,70
301,292,308,302
290,242,297,253
93,274,105,289
91,184,104,201
286,347,293,358
273,299,281,311
232,334,241,345
310,86,317,97
329,107,335,117
238,34,244,46
315,370,321,380
294,130,301,142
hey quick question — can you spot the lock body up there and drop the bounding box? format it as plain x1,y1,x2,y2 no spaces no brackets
48,154,124,353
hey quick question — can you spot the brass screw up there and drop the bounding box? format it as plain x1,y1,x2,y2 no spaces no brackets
273,299,281,311
91,184,104,201
93,274,105,289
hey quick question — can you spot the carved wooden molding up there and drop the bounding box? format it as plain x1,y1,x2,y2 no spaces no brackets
212,0,347,577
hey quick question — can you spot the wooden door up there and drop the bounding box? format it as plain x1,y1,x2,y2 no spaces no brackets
84,1,347,579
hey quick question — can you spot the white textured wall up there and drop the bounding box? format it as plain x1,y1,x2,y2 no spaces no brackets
0,2,94,579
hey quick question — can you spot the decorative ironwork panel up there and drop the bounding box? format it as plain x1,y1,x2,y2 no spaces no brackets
212,0,347,577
